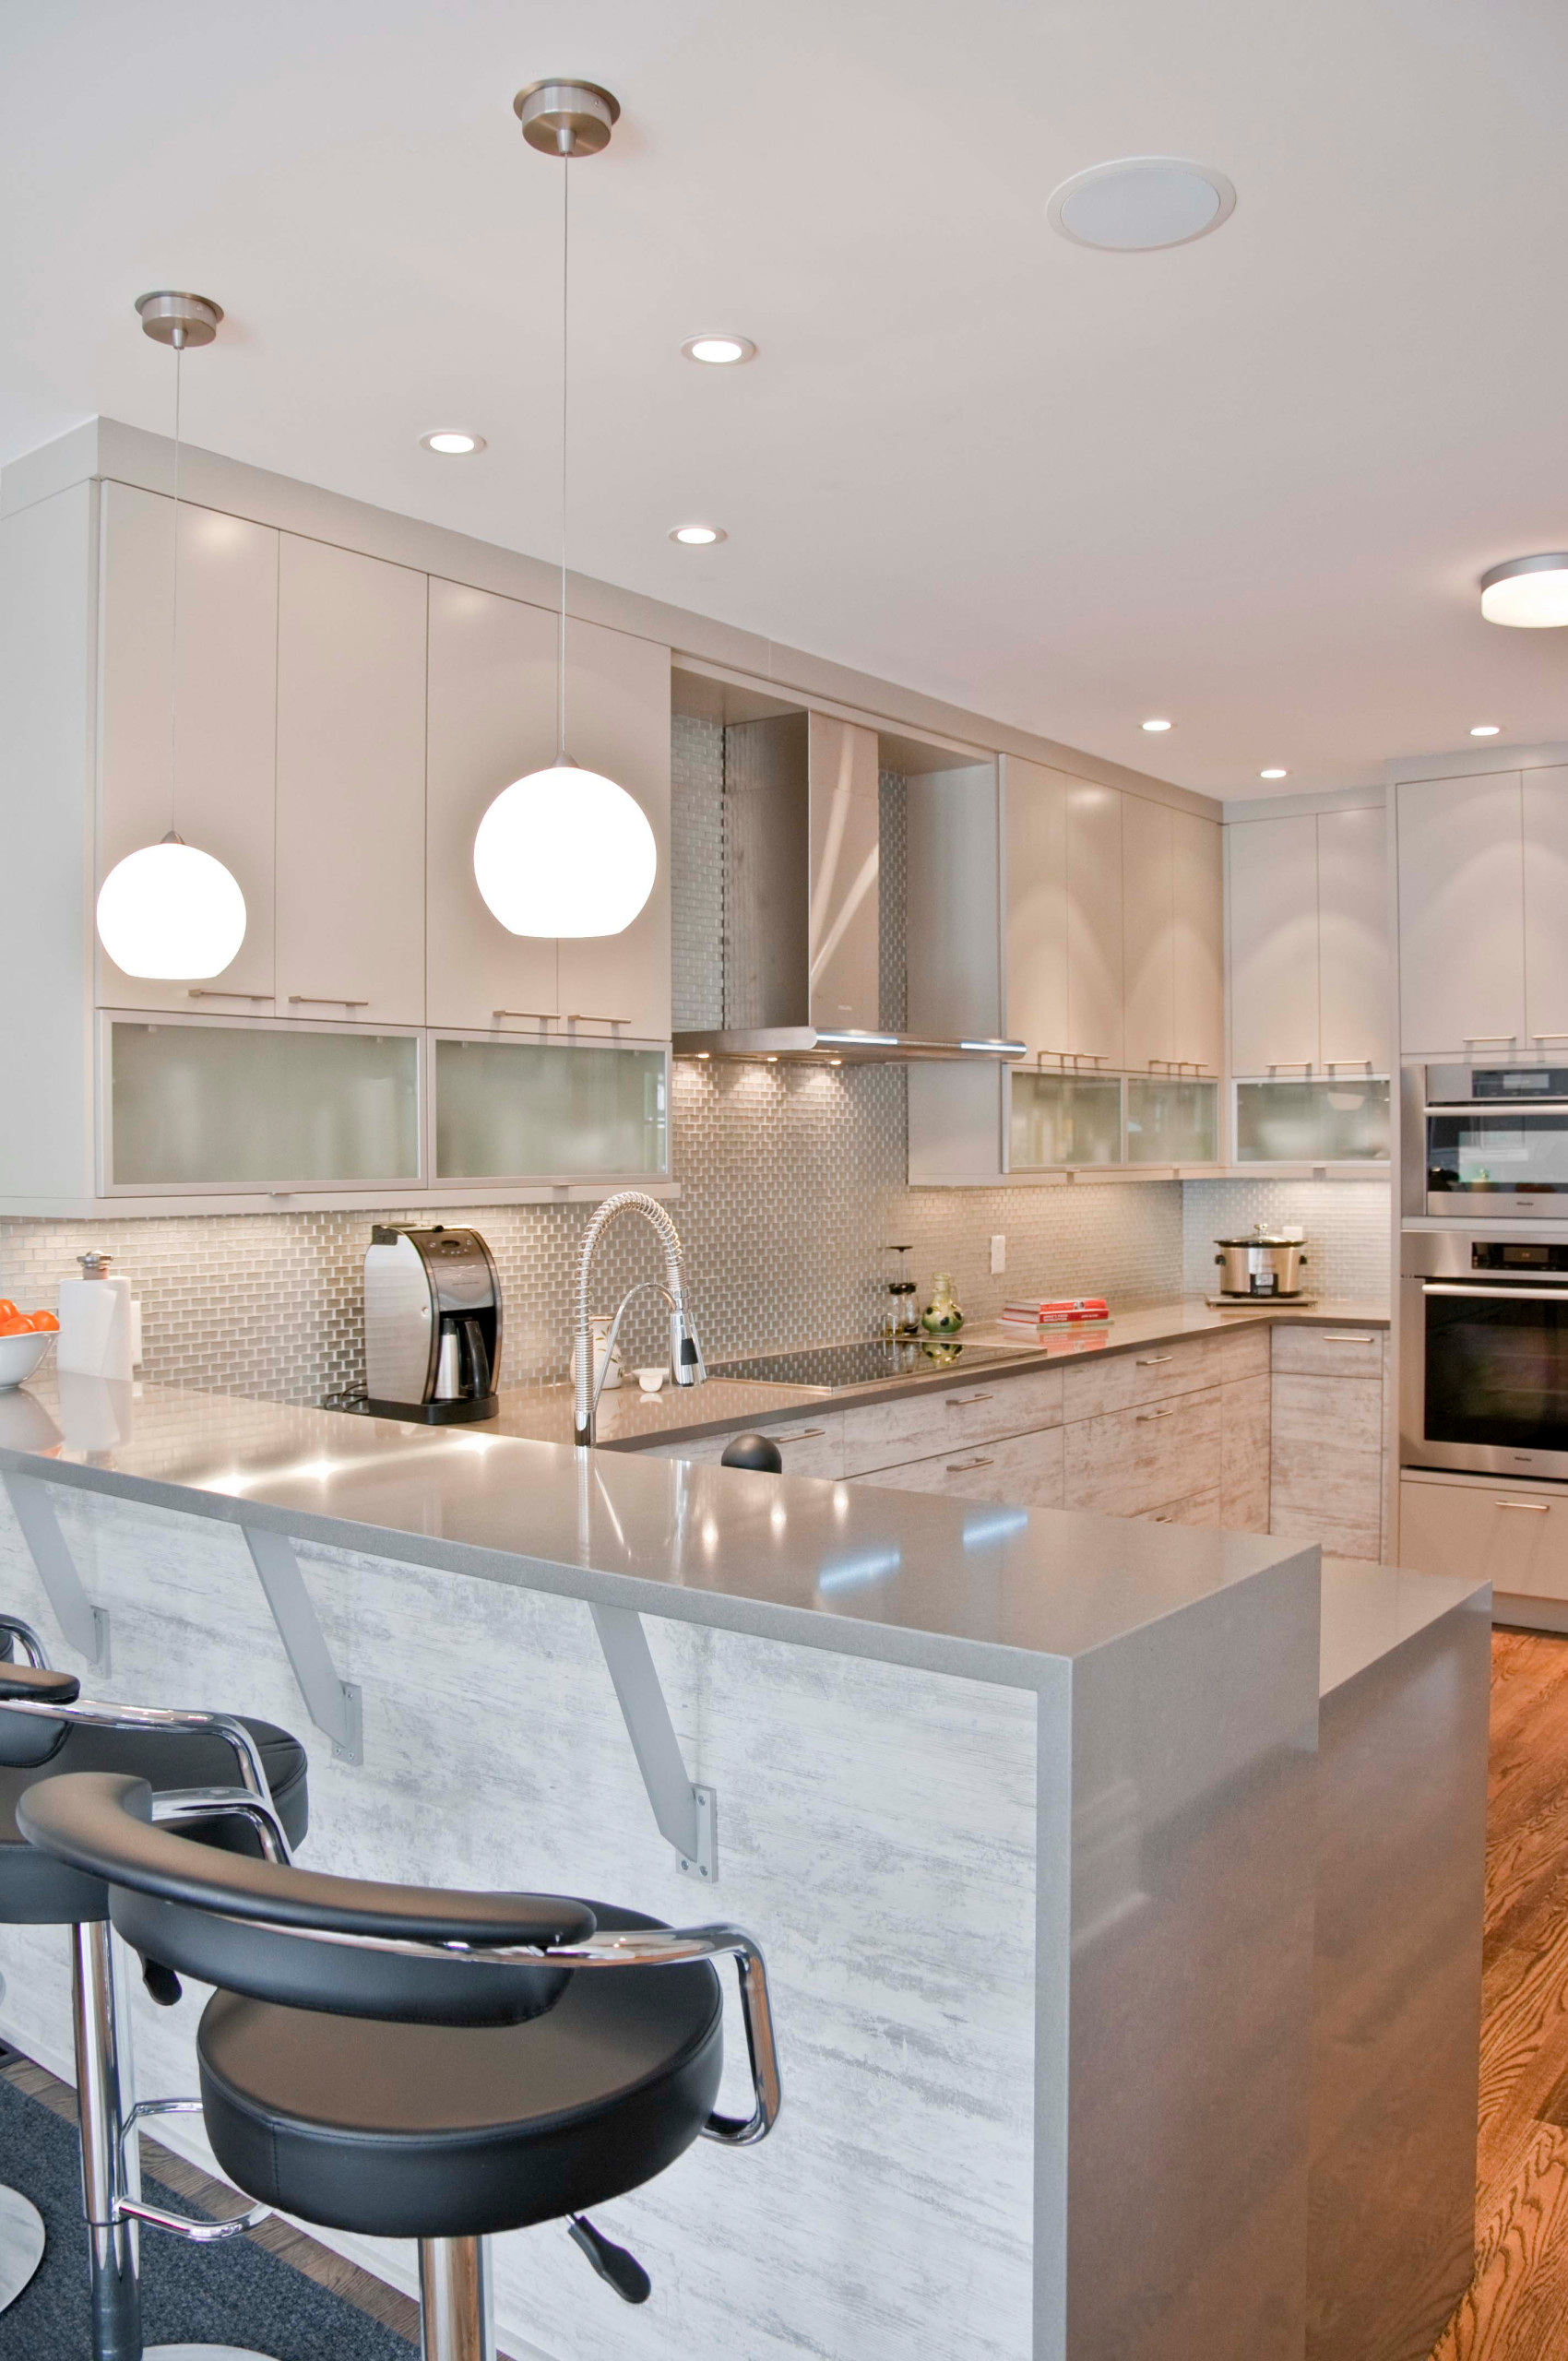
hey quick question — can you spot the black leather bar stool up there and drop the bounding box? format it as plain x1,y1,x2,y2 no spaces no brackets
18,1767,782,2361
0,1628,309,2361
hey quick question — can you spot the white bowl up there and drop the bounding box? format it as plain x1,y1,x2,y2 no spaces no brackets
635,1365,669,1394
0,1331,53,1391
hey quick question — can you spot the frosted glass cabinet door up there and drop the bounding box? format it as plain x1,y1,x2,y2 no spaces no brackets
275,537,428,1026
97,483,279,1014
109,1019,420,1189
1227,813,1319,1074
1397,773,1525,1056
1317,805,1389,1070
1523,767,1568,1050
1004,756,1068,1058
434,1038,668,1180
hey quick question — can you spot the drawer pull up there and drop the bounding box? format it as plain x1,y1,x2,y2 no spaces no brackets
779,1428,827,1442
946,1455,995,1473
1151,1514,1174,1524
1496,1500,1550,1513
289,994,370,1008
1135,1354,1174,1367
1322,1333,1379,1344
1136,1406,1178,1422
945,1391,994,1406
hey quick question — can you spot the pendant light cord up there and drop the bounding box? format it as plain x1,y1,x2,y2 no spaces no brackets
168,330,184,835
558,150,569,758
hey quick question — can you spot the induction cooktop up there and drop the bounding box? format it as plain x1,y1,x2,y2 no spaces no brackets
707,1338,1034,1391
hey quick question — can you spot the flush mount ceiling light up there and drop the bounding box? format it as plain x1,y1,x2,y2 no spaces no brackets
681,335,755,366
671,524,726,545
1141,718,1172,732
420,429,486,455
472,80,657,940
1260,767,1289,780
1471,724,1503,737
1048,158,1236,251
96,293,248,981
1479,554,1568,628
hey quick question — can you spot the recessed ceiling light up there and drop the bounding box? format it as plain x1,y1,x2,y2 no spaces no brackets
1048,158,1236,252
420,430,485,456
1141,718,1172,732
671,524,726,545
681,335,756,366
1470,724,1503,737
1480,554,1568,627
1259,767,1288,780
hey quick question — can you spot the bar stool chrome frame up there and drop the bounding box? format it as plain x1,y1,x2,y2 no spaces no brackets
0,1615,49,2315
0,1627,302,2361
17,1765,782,2361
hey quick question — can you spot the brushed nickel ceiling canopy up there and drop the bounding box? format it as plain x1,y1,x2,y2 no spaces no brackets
135,291,222,348
513,78,620,158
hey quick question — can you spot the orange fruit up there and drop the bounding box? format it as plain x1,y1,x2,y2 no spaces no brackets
0,1315,31,1336
29,1312,58,1332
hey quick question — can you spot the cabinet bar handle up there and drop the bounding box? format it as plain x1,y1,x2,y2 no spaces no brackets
1534,1033,1568,1042
567,1013,627,1027
187,988,274,1001
1324,1059,1374,1072
1268,1061,1313,1073
1136,1406,1179,1422
1497,1500,1550,1513
1135,1354,1174,1367
1322,1333,1379,1343
493,1009,555,1022
1463,1035,1517,1043
945,1455,995,1472
779,1428,827,1442
289,994,369,1008
945,1391,994,1406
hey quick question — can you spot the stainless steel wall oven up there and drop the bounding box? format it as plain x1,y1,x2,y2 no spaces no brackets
1405,1063,1568,1217
1401,1229,1568,1481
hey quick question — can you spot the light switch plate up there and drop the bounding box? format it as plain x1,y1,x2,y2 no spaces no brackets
990,1234,1006,1274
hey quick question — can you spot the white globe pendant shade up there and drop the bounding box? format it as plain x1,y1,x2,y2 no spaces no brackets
473,761,657,937
95,838,248,979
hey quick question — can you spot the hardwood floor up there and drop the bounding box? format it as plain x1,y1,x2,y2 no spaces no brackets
1431,1627,1568,2359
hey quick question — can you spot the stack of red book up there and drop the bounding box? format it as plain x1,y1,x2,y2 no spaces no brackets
1000,1297,1110,1329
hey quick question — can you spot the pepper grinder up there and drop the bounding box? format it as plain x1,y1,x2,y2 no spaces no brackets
885,1244,921,1340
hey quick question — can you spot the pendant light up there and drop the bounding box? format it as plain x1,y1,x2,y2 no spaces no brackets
472,81,657,939
95,293,248,980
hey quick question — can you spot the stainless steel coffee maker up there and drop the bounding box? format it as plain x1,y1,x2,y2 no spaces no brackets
363,1225,501,1423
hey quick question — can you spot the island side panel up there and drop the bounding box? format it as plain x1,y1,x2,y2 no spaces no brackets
1310,1590,1490,2361
1059,1546,1320,2361
0,1482,1038,2361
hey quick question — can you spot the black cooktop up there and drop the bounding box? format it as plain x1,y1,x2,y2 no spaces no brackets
707,1338,1032,1391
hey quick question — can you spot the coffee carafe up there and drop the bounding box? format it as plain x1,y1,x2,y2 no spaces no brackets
362,1225,502,1422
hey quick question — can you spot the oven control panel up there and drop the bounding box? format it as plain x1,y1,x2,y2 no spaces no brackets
1469,1240,1568,1272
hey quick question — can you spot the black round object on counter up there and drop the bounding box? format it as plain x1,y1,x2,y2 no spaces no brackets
720,1433,784,1474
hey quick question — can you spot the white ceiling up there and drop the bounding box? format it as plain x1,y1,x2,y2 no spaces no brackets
4,0,1567,797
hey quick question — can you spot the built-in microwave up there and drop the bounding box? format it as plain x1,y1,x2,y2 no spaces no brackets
1405,1063,1568,1218
1401,1229,1568,1482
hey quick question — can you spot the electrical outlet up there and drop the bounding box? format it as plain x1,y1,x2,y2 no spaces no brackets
990,1234,1006,1275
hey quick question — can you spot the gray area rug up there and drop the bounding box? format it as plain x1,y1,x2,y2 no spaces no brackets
0,2070,413,2355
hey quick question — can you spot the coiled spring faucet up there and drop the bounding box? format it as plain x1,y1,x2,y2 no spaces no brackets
573,1192,706,1446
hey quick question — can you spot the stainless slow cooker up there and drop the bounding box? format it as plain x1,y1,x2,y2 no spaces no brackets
1214,1228,1310,1298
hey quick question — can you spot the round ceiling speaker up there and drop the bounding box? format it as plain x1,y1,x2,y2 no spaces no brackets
1048,159,1237,251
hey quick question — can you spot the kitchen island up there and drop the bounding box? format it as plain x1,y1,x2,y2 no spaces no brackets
0,1364,1477,2361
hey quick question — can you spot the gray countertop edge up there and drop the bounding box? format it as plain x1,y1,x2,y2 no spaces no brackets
0,1442,1321,1691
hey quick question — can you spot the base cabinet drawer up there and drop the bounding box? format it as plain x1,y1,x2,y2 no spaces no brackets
1399,1477,1568,1600
840,1366,1063,1476
1061,1336,1215,1424
848,1426,1064,1506
1271,1325,1387,1380
1139,1488,1221,1530
642,1414,844,1477
1063,1387,1221,1520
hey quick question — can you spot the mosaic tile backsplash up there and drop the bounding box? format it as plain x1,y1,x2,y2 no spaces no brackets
1182,1178,1392,1303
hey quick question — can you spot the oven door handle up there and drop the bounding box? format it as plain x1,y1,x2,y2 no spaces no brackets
1420,1284,1568,1302
1424,1102,1568,1113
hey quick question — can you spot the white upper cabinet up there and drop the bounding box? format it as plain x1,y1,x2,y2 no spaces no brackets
1397,773,1525,1056
1004,756,1068,1056
275,537,428,1027
1522,767,1568,1050
1171,808,1224,1073
1229,804,1388,1074
426,578,671,1041
1066,777,1124,1069
97,483,279,1014
1121,797,1223,1074
1315,804,1388,1068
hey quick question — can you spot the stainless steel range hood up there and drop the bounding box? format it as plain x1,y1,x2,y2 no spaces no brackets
671,707,1024,1066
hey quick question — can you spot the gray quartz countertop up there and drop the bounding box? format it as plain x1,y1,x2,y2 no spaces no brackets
436,1297,1393,1453
0,1365,1320,1686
